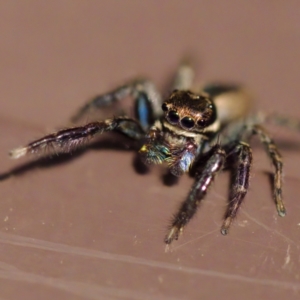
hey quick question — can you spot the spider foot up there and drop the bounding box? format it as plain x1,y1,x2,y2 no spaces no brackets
221,217,232,235
277,203,286,217
9,146,28,159
275,191,286,217
164,225,183,244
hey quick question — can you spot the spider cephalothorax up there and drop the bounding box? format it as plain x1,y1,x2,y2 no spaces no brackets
139,90,219,177
162,90,217,133
10,60,292,245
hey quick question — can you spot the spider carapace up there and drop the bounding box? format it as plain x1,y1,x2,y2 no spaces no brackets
10,61,290,244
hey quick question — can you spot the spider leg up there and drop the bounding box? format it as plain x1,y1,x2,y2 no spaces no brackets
251,124,286,217
221,142,252,234
165,145,226,244
171,59,195,91
71,79,162,129
264,113,300,133
10,117,145,159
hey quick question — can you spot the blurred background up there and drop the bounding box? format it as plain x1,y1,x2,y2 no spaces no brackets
0,1,299,299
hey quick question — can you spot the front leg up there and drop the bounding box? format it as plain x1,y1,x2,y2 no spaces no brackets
10,117,145,159
165,145,226,244
71,79,162,130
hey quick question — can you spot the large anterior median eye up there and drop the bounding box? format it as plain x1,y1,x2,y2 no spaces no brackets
168,111,180,123
181,117,195,129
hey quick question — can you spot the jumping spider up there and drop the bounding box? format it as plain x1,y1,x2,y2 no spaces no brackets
10,61,293,244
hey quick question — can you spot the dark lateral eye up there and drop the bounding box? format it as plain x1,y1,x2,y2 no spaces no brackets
161,103,168,112
197,119,206,127
181,117,195,129
168,111,180,123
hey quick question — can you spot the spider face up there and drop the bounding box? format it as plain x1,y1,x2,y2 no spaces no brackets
9,60,291,246
162,90,217,133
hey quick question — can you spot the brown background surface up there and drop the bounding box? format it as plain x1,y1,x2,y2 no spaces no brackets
0,1,300,299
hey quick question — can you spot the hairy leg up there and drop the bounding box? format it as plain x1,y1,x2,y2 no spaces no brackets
251,124,286,217
265,113,300,132
10,117,144,159
71,79,162,129
171,59,195,91
165,145,226,244
221,142,252,234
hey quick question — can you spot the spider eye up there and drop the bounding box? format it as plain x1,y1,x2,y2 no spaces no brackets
197,119,206,127
161,103,168,112
168,111,180,123
181,117,195,129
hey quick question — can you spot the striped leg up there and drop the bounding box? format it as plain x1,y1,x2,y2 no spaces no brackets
265,113,300,132
71,79,162,130
221,142,252,234
252,124,286,217
165,145,226,244
10,117,144,159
